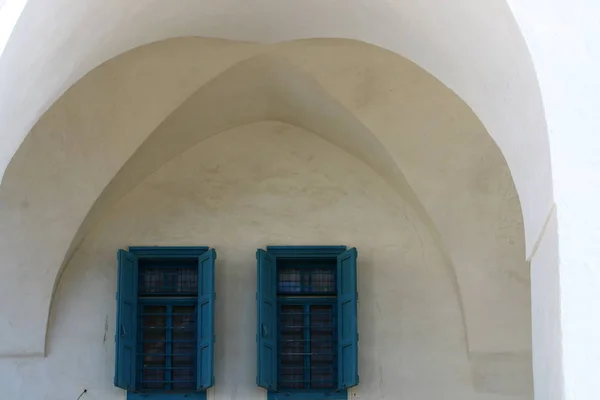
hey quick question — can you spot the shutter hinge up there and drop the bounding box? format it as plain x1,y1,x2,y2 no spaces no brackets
213,334,216,343
357,333,359,341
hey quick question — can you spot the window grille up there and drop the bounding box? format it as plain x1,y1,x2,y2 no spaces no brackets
137,304,197,392
278,262,336,295
139,259,198,296
115,247,215,397
279,303,337,390
257,247,357,398
275,259,339,392
137,259,199,392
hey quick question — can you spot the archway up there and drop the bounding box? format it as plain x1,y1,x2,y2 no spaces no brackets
0,0,552,250
0,37,536,397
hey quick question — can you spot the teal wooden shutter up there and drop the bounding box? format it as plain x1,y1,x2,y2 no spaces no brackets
197,248,216,390
337,247,359,389
256,249,278,390
114,249,138,390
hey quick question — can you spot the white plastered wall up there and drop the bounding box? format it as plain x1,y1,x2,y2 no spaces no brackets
0,0,553,250
505,1,600,398
0,38,533,397
0,0,566,397
0,122,531,399
0,36,531,371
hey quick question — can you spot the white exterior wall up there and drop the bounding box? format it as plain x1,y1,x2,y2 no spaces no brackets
5,1,600,398
530,209,561,400
0,0,553,252
505,1,600,397
0,122,531,399
0,38,532,365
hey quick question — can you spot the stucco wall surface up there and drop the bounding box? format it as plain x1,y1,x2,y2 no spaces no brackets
5,0,600,398
0,122,531,399
530,208,562,399
0,39,531,368
0,0,552,255
504,1,600,397
0,0,553,393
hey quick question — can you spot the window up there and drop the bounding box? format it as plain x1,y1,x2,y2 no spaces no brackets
256,246,359,400
115,247,216,400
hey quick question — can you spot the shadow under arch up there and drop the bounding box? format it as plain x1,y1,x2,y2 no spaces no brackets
0,39,535,395
0,0,554,259
48,53,470,356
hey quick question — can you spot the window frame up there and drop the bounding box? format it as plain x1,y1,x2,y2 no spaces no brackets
118,246,213,400
136,299,198,394
277,297,338,395
264,246,351,400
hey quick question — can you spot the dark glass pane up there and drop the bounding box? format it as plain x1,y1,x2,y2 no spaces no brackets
172,306,197,390
309,268,335,293
278,266,335,295
140,306,167,390
279,305,305,389
279,268,302,293
139,261,198,296
310,305,336,389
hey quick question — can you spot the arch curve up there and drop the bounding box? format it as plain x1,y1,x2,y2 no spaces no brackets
0,38,534,379
0,0,552,250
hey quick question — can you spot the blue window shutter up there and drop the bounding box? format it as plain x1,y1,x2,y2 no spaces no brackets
256,249,278,390
115,249,138,390
337,247,359,389
197,248,216,390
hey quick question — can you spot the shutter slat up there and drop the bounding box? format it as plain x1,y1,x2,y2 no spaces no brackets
114,249,138,390
256,249,278,390
337,248,359,389
196,248,216,390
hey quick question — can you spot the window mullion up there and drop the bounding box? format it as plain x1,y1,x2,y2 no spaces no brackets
333,303,338,389
304,303,310,390
276,303,282,390
137,304,144,391
166,304,173,391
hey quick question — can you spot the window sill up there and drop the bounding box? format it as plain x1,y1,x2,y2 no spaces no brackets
127,392,206,400
268,390,347,400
